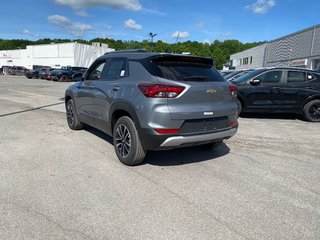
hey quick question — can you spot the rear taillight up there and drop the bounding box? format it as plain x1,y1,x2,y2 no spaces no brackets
229,85,237,97
138,84,185,98
229,120,238,127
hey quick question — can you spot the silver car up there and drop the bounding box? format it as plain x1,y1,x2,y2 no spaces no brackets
65,50,238,165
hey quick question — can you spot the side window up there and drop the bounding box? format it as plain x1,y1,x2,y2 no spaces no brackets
103,59,127,80
287,71,306,82
256,70,282,83
87,62,106,80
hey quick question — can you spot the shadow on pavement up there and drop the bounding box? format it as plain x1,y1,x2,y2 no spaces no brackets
240,112,304,121
145,143,230,166
84,126,231,166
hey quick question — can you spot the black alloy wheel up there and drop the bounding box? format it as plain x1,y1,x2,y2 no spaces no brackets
66,99,83,129
113,116,146,166
115,124,131,158
303,99,320,122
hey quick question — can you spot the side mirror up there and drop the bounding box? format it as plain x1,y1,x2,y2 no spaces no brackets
72,72,84,82
249,78,261,85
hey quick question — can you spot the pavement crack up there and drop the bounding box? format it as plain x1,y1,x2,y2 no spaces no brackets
0,199,95,240
0,102,64,117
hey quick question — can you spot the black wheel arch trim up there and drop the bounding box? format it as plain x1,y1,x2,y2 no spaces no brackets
303,94,320,107
108,101,142,137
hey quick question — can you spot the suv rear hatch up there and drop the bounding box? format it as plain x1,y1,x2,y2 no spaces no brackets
151,55,236,121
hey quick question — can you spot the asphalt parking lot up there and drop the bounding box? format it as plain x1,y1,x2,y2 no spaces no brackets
0,75,319,240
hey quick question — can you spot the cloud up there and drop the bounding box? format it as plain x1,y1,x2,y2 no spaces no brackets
47,15,92,37
171,31,190,39
220,32,233,38
22,29,39,37
141,7,166,16
202,39,211,44
124,19,142,30
76,9,89,17
245,0,276,14
195,22,205,29
103,24,112,30
54,0,141,11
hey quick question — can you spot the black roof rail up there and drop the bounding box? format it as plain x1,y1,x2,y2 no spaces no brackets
104,49,148,55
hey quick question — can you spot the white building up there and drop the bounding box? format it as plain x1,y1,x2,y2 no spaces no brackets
0,42,114,69
230,24,320,71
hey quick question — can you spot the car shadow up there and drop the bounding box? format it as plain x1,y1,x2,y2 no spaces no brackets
240,112,304,121
144,143,230,166
84,126,230,166
84,126,114,144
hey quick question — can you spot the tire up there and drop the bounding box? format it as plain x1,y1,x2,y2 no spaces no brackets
237,99,242,116
59,75,68,82
198,140,223,150
303,99,320,122
113,116,146,166
66,99,83,130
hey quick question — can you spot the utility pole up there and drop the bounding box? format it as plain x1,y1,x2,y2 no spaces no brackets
175,32,180,44
148,32,157,43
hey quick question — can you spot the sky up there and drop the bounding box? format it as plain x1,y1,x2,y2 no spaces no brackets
1,0,319,44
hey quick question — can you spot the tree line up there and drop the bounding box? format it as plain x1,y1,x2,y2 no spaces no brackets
0,38,265,69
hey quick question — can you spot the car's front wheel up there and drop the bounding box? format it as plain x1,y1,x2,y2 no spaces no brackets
303,99,320,122
66,99,83,130
113,116,146,166
59,75,68,82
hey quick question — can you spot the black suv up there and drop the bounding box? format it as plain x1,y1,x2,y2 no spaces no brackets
232,68,320,121
65,50,238,165
51,66,87,82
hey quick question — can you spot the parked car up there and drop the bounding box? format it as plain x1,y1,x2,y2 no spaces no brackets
3,66,26,75
51,66,87,82
231,67,320,122
25,67,50,79
65,50,239,165
39,68,57,80
219,70,235,77
9,66,27,75
224,69,252,81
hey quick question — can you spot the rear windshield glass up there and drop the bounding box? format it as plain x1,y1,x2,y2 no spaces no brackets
140,56,226,82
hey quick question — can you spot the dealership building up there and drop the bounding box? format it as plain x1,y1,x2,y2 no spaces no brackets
0,42,114,69
230,24,320,71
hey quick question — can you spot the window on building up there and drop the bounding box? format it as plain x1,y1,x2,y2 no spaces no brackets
243,57,249,65
239,59,242,65
250,56,253,64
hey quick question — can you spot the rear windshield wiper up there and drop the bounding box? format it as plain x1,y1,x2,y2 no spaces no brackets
181,76,208,81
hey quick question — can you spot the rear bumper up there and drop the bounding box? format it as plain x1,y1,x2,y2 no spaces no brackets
138,127,237,150
160,128,237,147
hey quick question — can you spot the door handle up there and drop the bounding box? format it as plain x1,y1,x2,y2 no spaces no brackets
306,87,314,90
112,86,120,91
272,87,281,94
89,85,95,89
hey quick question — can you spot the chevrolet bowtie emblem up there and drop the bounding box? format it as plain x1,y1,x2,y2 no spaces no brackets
206,88,217,94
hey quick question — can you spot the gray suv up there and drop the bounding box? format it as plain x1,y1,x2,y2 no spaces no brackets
65,50,238,165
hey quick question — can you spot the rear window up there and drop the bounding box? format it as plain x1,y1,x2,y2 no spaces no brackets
140,55,225,82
